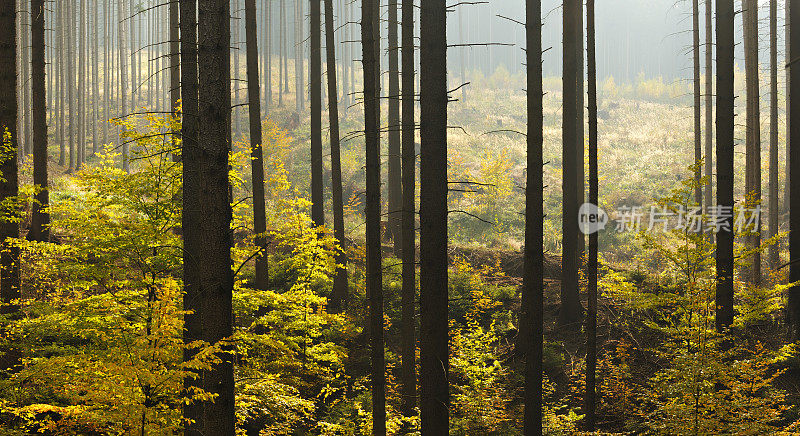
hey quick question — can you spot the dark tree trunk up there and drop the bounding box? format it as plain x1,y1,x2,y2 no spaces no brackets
278,0,284,106
179,0,202,433
192,0,235,432
246,0,269,290
521,0,543,433
310,0,324,227
693,0,702,208
170,0,180,115
400,0,416,418
29,0,49,242
560,0,583,327
387,0,401,254
295,0,303,113
770,0,779,270
0,0,21,332
715,0,735,332
585,0,598,429
325,0,347,312
788,0,800,339
118,0,129,172
704,0,713,223
419,0,449,433
743,0,761,284
362,0,386,433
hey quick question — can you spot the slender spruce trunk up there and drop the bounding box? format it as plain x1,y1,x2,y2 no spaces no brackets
245,0,269,290
325,0,347,311
743,0,762,284
715,0,735,332
387,0,401,253
788,0,800,338
29,0,49,242
704,0,713,224
560,0,583,326
310,0,324,227
419,0,449,432
362,0,386,433
0,0,21,349
585,0,598,429
769,0,780,270
180,0,202,432
521,0,544,433
693,0,702,208
399,0,416,418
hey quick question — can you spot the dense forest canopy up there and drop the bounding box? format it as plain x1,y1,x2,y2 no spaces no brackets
0,0,798,434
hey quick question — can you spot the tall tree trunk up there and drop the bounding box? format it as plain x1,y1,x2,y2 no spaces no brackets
399,0,416,418
693,0,702,208
743,0,762,284
282,0,288,94
29,0,49,242
770,0,780,270
362,0,386,433
246,0,269,290
102,0,109,149
786,0,792,216
387,0,401,254
585,0,598,429
77,0,86,170
295,0,304,113
560,0,583,326
458,8,466,103
180,0,203,432
190,0,235,432
326,0,347,312
704,0,713,225
170,0,180,115
278,0,284,106
419,0,448,432
521,0,543,433
715,0,735,332
92,0,98,155
0,0,21,365
58,0,65,166
118,0,129,172
21,0,31,157
310,0,324,227
788,0,800,339
266,0,272,107
67,0,74,171
576,0,585,259
233,0,242,141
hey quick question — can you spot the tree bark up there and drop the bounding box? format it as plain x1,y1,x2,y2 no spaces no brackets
704,0,713,225
387,0,401,254
715,0,735,332
325,0,347,312
191,0,235,432
770,0,780,270
118,0,129,172
419,0,449,433
585,0,598,429
743,0,761,284
310,0,324,227
362,0,386,433
560,0,583,326
400,0,416,418
0,0,21,306
246,0,269,290
29,0,49,242
521,0,544,433
180,0,203,432
788,0,800,339
693,0,702,209
295,0,304,113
